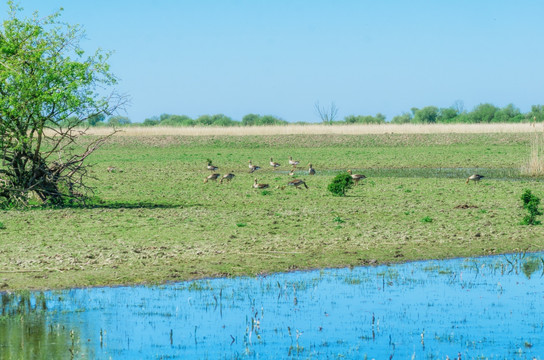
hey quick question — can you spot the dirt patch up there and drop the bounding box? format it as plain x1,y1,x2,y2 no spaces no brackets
454,204,479,209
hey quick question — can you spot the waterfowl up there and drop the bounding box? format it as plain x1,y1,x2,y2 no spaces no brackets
466,174,484,184
204,173,220,183
288,179,308,189
207,161,218,172
288,167,296,176
289,156,300,167
347,169,366,185
220,173,235,184
270,158,281,169
248,160,261,173
308,163,316,175
253,178,269,189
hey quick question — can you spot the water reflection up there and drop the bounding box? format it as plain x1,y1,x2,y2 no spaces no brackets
1,253,543,359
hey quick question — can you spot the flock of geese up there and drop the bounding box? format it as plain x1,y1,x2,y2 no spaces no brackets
203,157,485,190
203,156,364,190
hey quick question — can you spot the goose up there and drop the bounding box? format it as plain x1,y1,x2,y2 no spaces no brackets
289,156,300,167
308,163,316,175
270,158,281,169
207,162,218,171
466,174,484,184
288,179,308,189
288,167,296,176
220,172,235,184
248,160,261,173
204,173,220,183
347,169,366,186
253,178,269,189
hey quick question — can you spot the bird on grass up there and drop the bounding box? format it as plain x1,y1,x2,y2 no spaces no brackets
270,158,281,169
207,161,218,172
466,174,484,184
308,163,316,175
220,173,235,184
204,173,220,183
248,160,261,173
347,169,366,186
288,167,296,176
288,179,308,189
289,156,300,167
253,178,269,189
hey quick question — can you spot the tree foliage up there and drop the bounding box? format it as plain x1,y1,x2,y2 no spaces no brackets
521,189,542,225
327,173,354,197
0,2,125,206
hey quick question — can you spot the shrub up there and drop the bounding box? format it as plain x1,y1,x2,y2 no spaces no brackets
328,173,354,197
521,190,542,225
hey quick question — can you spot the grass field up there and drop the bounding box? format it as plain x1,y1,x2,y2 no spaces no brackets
1,127,544,291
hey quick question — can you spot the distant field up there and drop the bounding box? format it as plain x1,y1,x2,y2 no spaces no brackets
83,122,541,136
1,131,544,291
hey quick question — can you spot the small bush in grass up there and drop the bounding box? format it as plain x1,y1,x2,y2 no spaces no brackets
328,173,354,197
421,216,433,223
521,189,542,225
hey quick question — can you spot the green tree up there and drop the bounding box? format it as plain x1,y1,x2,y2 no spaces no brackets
521,189,542,225
88,113,106,126
437,107,458,123
328,173,354,196
0,2,125,206
108,116,131,126
413,106,439,123
391,112,412,124
468,103,498,123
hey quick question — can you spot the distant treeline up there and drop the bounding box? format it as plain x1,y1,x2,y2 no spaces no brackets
81,103,544,127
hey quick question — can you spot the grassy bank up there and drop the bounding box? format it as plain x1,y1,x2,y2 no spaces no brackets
1,132,543,291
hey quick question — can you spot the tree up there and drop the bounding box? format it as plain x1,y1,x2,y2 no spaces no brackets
327,173,354,196
314,101,338,124
0,3,126,206
108,116,131,126
469,103,498,123
413,106,439,123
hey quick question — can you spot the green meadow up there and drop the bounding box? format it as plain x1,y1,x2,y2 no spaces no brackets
1,132,543,291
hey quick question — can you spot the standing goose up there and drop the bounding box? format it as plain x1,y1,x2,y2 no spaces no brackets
253,178,270,189
220,172,235,184
308,163,316,175
466,174,484,184
207,161,218,172
204,173,220,183
289,156,300,167
288,179,309,189
270,158,281,169
248,160,261,173
347,169,366,186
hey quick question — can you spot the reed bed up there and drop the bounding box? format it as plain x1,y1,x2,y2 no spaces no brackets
79,122,539,137
521,131,544,176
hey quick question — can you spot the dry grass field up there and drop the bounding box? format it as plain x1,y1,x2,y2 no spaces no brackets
81,122,541,137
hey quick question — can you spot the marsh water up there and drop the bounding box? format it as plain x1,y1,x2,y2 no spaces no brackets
1,253,543,359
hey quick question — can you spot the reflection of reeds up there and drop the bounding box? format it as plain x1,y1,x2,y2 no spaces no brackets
521,132,544,176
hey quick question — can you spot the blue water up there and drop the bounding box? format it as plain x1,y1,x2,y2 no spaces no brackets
1,253,543,359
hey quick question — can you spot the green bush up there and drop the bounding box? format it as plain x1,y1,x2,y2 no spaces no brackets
521,189,542,225
328,173,353,197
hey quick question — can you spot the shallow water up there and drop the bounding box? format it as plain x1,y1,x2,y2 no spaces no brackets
1,253,543,359
286,167,533,181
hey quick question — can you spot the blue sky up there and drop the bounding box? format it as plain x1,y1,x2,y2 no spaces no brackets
3,1,544,123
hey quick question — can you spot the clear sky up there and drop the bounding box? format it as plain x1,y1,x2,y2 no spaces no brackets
3,1,544,123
